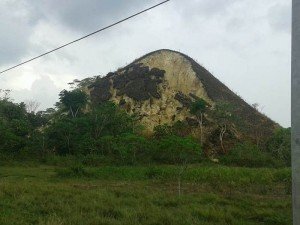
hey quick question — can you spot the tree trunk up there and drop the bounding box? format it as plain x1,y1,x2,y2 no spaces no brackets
220,124,227,154
69,107,75,118
74,107,79,118
197,113,204,145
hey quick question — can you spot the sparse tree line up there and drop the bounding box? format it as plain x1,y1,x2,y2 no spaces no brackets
0,87,291,167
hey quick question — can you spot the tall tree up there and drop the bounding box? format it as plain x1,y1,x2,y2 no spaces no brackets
59,89,88,118
211,101,235,154
190,98,208,145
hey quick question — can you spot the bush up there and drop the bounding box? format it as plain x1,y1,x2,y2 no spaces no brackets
266,128,291,166
153,121,191,139
95,134,151,165
85,134,202,166
145,167,164,179
220,142,283,168
151,135,202,164
43,102,137,156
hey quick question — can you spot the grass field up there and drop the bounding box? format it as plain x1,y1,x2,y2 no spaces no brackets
0,165,292,225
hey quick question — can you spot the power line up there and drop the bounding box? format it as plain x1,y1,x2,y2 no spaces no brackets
0,0,171,74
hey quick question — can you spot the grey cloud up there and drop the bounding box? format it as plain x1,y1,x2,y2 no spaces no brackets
268,3,291,33
175,0,238,20
32,0,150,33
0,0,291,127
11,75,60,109
226,17,246,32
0,0,150,67
0,1,37,66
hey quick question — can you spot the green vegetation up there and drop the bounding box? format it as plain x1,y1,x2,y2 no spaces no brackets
210,101,237,154
190,98,208,144
266,128,291,166
0,165,292,225
220,142,284,168
0,87,292,224
0,89,204,166
0,88,291,167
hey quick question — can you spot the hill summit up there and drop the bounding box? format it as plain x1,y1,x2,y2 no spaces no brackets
87,49,278,150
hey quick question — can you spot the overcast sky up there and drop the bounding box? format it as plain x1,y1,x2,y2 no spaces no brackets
0,0,291,127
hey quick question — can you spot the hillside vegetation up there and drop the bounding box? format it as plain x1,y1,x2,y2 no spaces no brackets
0,49,292,224
0,87,291,167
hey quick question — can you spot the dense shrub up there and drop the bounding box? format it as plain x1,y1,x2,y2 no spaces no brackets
266,128,291,166
153,121,191,139
220,142,283,168
0,89,290,169
151,135,202,164
96,134,151,165
0,99,45,155
44,102,136,156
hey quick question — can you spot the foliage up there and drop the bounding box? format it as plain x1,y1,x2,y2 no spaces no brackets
151,135,202,164
190,98,209,145
211,101,235,124
0,165,292,225
43,102,136,156
88,102,135,137
190,98,208,116
266,128,291,166
220,142,283,168
95,134,150,165
58,89,88,117
210,101,237,154
77,134,203,166
0,90,291,169
153,124,173,139
0,99,44,155
153,121,191,139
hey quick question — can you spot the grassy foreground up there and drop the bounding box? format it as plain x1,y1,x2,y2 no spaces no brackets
0,165,292,225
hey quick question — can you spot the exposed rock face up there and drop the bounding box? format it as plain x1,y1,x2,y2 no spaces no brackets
88,49,278,143
90,64,165,104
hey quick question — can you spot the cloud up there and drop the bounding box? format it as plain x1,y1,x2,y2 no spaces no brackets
268,3,291,33
0,0,291,127
11,75,60,110
0,0,37,66
31,0,149,33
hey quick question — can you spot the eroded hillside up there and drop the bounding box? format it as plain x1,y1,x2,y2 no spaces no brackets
87,49,278,146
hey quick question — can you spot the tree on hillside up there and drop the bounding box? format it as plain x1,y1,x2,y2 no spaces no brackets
0,98,47,155
211,101,235,154
190,98,209,145
89,102,135,138
266,127,291,166
43,102,136,156
59,89,88,118
0,100,27,121
45,118,76,155
251,102,265,148
153,121,191,139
